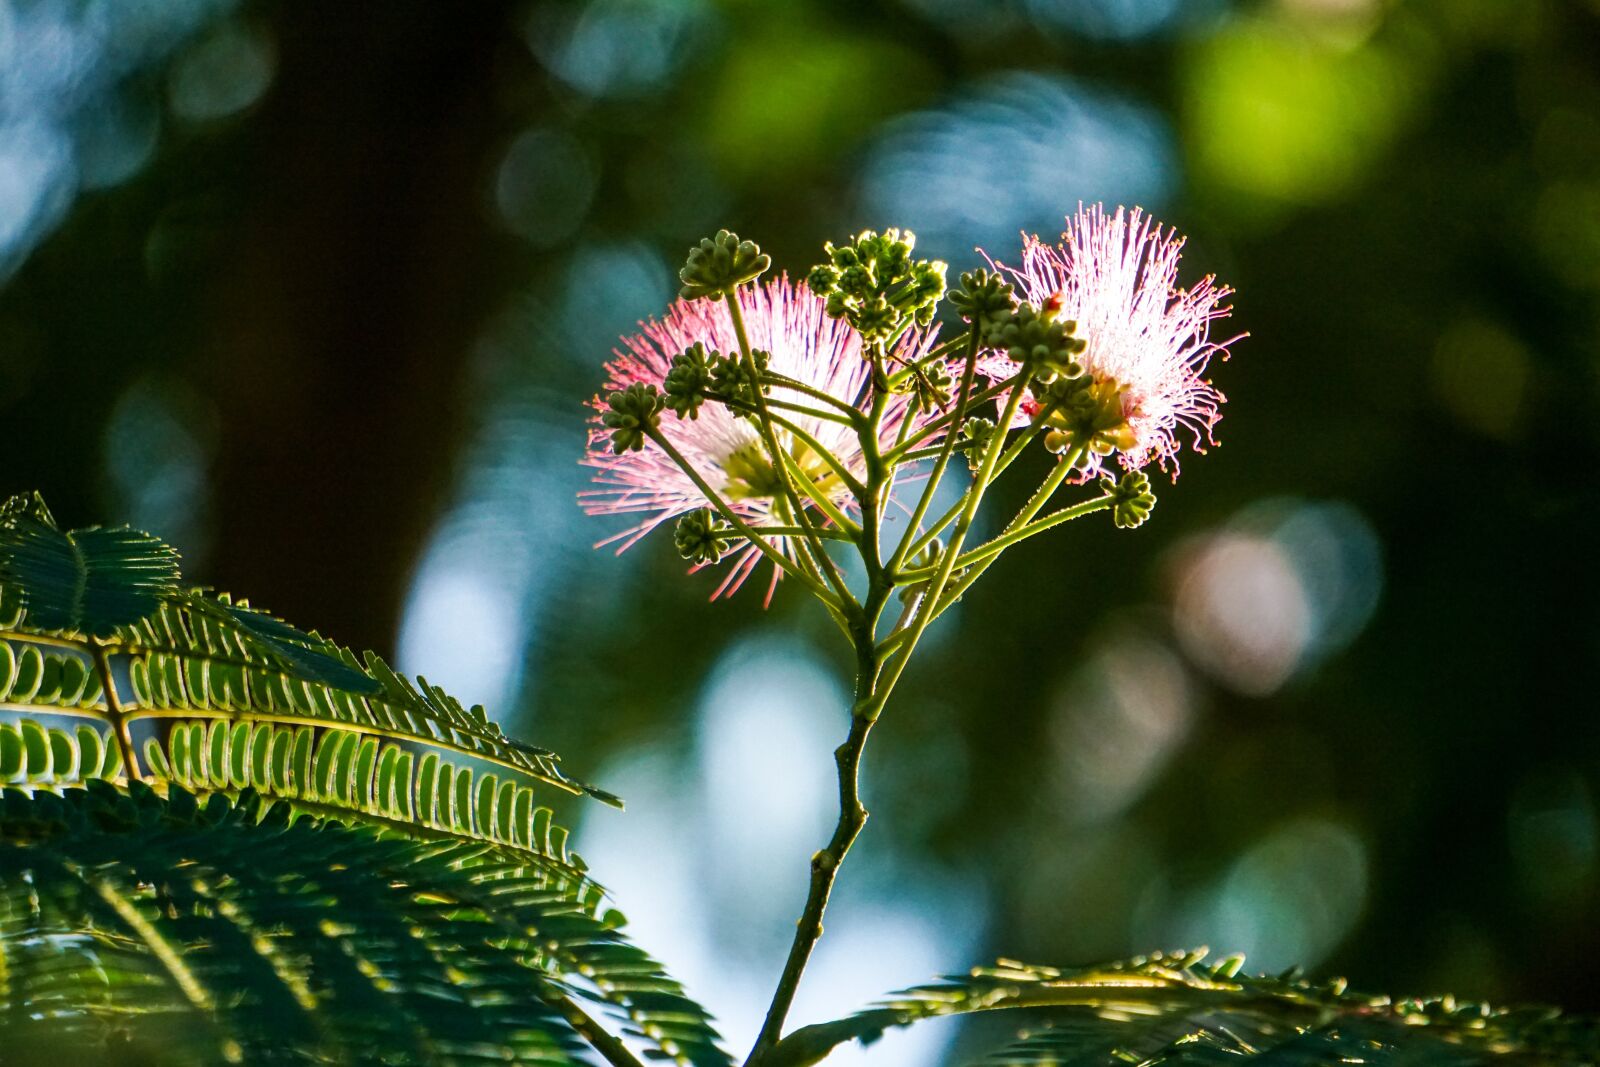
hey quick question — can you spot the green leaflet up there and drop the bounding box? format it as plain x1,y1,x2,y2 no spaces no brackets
0,783,729,1067
766,952,1600,1067
118,595,619,807
0,718,120,784
132,718,587,865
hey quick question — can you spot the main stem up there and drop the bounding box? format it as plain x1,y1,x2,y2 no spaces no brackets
745,617,884,1067
747,326,992,1066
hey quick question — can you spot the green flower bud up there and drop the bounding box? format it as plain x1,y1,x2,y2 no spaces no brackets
838,264,873,297
854,295,898,338
603,383,664,454
1102,470,1156,529
674,508,737,565
806,264,840,297
960,416,996,471
988,302,1086,382
906,360,954,410
707,348,771,408
679,229,771,300
664,342,718,420
807,227,946,344
949,269,1018,333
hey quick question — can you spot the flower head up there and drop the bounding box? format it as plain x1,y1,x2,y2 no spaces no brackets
984,204,1241,478
581,276,940,601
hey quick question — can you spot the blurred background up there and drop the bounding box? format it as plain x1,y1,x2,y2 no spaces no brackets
5,0,1600,1061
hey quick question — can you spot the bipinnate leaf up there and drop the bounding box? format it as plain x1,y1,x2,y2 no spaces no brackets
766,952,1600,1067
0,783,729,1066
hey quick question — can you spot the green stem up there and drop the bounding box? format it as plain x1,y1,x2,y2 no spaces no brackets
883,378,1017,463
897,440,979,464
881,331,972,391
92,640,141,783
888,442,1091,646
755,408,868,500
898,394,1066,564
750,377,1032,1066
761,372,868,422
759,395,856,426
887,323,982,575
778,451,858,535
749,526,853,541
893,491,1114,583
745,607,884,1067
726,292,856,609
867,382,1029,717
549,990,646,1067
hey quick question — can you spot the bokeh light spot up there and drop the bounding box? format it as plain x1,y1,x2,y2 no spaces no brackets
1509,770,1598,909
860,71,1176,263
71,86,161,189
0,122,75,273
1431,318,1531,440
1173,500,1382,696
697,639,845,917
102,376,216,565
1050,627,1195,823
1023,0,1185,41
495,126,597,247
1209,816,1368,971
167,20,276,122
1175,533,1310,696
705,18,935,183
526,0,712,100
1182,16,1419,212
558,241,673,357
0,0,239,277
398,531,530,716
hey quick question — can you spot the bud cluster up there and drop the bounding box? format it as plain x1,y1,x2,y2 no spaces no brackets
674,508,738,564
662,344,774,420
602,383,664,454
1039,376,1137,459
958,416,996,471
949,269,1018,334
806,229,947,344
989,302,1086,383
679,230,771,301
1103,470,1157,529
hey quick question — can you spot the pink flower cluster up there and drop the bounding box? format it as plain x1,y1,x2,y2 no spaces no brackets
581,277,940,600
986,204,1242,477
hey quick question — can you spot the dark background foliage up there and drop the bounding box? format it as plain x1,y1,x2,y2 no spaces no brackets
5,0,1598,1061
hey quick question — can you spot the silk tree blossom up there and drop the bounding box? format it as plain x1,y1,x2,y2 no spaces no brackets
985,204,1241,478
581,276,941,600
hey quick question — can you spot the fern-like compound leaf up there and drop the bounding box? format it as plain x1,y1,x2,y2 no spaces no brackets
0,493,727,1066
0,783,729,1067
766,952,1600,1067
0,491,619,877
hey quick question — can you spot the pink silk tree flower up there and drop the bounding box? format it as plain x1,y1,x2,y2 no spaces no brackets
986,204,1242,478
581,276,940,601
